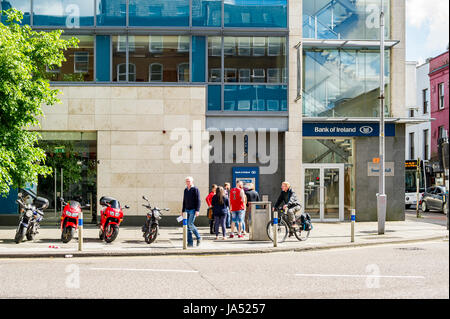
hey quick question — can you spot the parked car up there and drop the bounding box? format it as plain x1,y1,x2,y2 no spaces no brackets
420,186,447,213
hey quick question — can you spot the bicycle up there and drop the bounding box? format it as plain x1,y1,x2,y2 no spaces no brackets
266,206,311,243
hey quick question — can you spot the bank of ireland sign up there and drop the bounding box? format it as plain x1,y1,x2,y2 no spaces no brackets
303,123,395,137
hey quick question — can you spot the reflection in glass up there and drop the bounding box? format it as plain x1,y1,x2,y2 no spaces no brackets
192,0,221,27
302,0,390,40
208,36,222,82
304,168,320,220
324,168,340,219
223,85,287,111
96,0,126,26
129,0,189,27
33,0,94,26
303,48,390,117
45,35,94,81
1,0,31,25
224,36,286,83
224,0,287,28
114,35,190,82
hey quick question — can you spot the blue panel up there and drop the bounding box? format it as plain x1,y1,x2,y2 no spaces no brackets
224,0,287,28
95,35,111,81
129,0,189,27
33,0,94,26
1,0,31,25
302,123,396,137
192,0,221,27
0,188,18,214
223,85,287,111
96,0,126,26
208,85,221,111
232,167,259,192
192,36,206,82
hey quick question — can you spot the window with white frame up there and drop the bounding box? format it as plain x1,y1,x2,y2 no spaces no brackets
149,63,163,82
209,68,221,82
149,35,163,53
238,37,251,56
117,63,136,82
74,52,89,73
252,68,265,82
224,37,236,56
177,36,190,53
438,82,445,110
267,68,280,83
209,37,222,56
239,69,250,82
178,62,189,82
268,37,281,56
225,68,237,82
118,35,135,52
252,38,266,56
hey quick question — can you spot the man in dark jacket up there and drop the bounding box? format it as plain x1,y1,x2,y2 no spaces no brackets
274,181,301,227
182,176,202,247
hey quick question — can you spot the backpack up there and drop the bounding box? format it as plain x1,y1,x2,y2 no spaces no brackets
300,213,312,231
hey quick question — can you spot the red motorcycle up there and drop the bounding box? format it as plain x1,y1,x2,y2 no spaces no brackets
99,196,129,243
60,198,90,243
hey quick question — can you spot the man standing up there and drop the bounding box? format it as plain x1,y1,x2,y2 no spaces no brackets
229,181,246,238
244,183,260,234
274,181,301,229
182,176,202,247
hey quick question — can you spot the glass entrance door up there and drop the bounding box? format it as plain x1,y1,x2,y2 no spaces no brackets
303,164,344,222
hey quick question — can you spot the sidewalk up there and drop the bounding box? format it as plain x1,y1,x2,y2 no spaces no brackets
0,218,448,258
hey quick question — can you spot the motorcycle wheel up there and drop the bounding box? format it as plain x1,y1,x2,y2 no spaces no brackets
144,225,158,244
61,227,74,243
105,225,119,243
14,224,26,244
26,224,36,241
99,228,104,240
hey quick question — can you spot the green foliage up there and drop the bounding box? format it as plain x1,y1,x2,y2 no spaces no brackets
0,9,79,196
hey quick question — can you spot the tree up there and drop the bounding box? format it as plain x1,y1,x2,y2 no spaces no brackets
0,9,78,196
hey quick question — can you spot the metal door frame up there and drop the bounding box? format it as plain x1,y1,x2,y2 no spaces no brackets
303,163,344,222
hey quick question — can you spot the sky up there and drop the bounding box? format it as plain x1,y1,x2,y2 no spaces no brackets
406,0,449,65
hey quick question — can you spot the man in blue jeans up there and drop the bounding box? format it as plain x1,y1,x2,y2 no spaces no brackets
181,176,202,247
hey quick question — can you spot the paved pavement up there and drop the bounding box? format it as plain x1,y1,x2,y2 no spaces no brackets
0,214,448,258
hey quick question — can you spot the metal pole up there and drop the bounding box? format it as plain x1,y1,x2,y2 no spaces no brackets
416,157,421,218
377,0,387,235
351,209,355,242
54,168,57,219
78,211,83,251
441,131,449,230
182,212,187,249
273,208,278,247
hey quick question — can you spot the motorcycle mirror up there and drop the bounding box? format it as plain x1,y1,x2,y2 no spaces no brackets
124,205,130,209
18,192,23,198
142,195,148,201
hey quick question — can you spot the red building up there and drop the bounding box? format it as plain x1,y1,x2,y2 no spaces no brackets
429,50,449,182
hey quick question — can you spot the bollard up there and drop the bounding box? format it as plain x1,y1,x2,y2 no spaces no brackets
182,212,187,250
273,209,278,248
351,209,355,243
78,211,83,251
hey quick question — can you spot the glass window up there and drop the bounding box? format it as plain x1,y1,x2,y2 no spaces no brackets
192,36,206,82
303,48,390,117
122,35,189,82
112,35,126,81
95,35,111,81
223,85,287,111
224,36,286,83
1,0,31,25
224,0,287,28
96,0,126,26
33,0,94,26
303,0,390,40
423,89,429,114
192,0,221,27
438,83,445,110
129,0,189,27
45,35,94,81
208,36,222,82
208,85,221,111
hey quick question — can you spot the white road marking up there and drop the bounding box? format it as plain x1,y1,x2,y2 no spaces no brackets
89,267,198,273
295,273,425,279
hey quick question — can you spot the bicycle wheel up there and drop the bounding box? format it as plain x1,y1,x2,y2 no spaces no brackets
294,228,310,241
266,219,288,243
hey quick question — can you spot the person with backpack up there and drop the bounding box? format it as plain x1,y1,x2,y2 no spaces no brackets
229,181,247,238
211,186,229,240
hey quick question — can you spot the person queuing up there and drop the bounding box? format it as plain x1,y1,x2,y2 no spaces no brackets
229,181,247,238
206,184,217,234
224,183,231,228
244,183,260,234
181,176,201,247
211,186,229,240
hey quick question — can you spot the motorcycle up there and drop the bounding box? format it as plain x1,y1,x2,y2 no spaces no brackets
98,196,129,243
141,195,169,244
60,198,90,243
14,191,49,244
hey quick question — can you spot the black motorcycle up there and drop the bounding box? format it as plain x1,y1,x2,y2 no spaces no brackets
14,191,49,244
141,196,169,244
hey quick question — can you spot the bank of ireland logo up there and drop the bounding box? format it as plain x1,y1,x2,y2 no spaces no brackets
360,126,374,135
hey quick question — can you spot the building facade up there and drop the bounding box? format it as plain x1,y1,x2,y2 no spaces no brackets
429,50,449,185
0,0,407,224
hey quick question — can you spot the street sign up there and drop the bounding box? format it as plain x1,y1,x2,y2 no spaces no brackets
54,146,65,153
